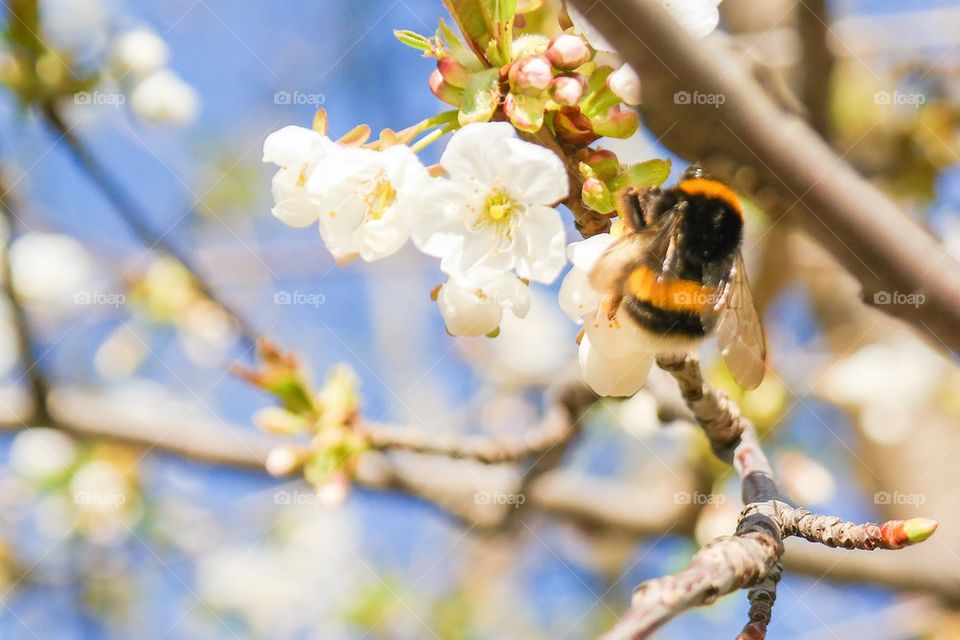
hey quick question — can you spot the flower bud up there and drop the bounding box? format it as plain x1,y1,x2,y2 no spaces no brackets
437,56,470,88
553,106,598,146
504,93,545,133
582,149,620,182
508,55,552,95
546,34,591,70
429,69,463,107
607,64,641,106
582,177,615,214
253,407,309,436
591,105,640,139
265,445,307,477
550,75,584,106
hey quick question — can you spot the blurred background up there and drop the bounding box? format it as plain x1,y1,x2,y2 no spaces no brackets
1,0,960,638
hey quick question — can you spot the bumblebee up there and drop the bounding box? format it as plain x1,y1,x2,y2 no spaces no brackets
590,166,766,389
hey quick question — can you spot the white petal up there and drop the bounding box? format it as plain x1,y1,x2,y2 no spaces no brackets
501,137,569,205
657,0,722,40
263,125,333,167
583,303,655,357
352,218,409,261
567,233,615,271
484,273,532,319
438,281,504,337
411,178,475,257
440,122,516,185
270,168,320,227
578,337,654,397
514,205,566,283
558,268,603,322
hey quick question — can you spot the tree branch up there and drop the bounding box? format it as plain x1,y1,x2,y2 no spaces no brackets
568,0,960,354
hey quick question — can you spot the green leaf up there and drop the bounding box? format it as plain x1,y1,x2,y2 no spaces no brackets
611,159,673,192
442,0,495,61
458,67,501,125
393,29,434,53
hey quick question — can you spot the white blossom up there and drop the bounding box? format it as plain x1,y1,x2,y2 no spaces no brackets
130,69,199,125
659,0,724,40
558,234,657,396
414,122,568,284
10,428,78,482
110,28,169,79
307,144,428,262
9,233,92,306
437,269,531,337
263,125,339,228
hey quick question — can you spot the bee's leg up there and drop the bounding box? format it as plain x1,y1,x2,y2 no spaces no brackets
681,164,706,180
606,293,623,320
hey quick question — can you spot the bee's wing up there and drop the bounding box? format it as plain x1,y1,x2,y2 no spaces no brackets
712,252,767,389
589,212,684,298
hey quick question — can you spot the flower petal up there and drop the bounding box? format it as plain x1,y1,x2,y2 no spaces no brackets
578,336,654,397
501,137,569,205
514,205,566,283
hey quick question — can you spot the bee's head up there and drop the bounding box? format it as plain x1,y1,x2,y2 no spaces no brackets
679,193,743,264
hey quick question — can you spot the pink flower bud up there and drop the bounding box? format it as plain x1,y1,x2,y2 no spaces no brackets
583,149,620,182
546,34,591,70
429,68,463,107
508,55,552,96
437,57,469,88
591,105,640,139
550,75,584,107
607,64,641,106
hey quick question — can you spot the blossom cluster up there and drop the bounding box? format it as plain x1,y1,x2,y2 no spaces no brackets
265,119,568,337
264,0,725,396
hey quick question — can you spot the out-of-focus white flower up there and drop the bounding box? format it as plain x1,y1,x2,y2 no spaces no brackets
559,234,657,396
130,69,199,125
777,451,836,507
659,0,723,40
316,471,350,506
10,428,78,482
265,445,306,477
818,335,945,410
307,145,428,262
438,270,531,337
42,0,109,54
263,125,338,228
414,122,568,283
110,28,169,79
9,233,92,306
608,64,641,106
